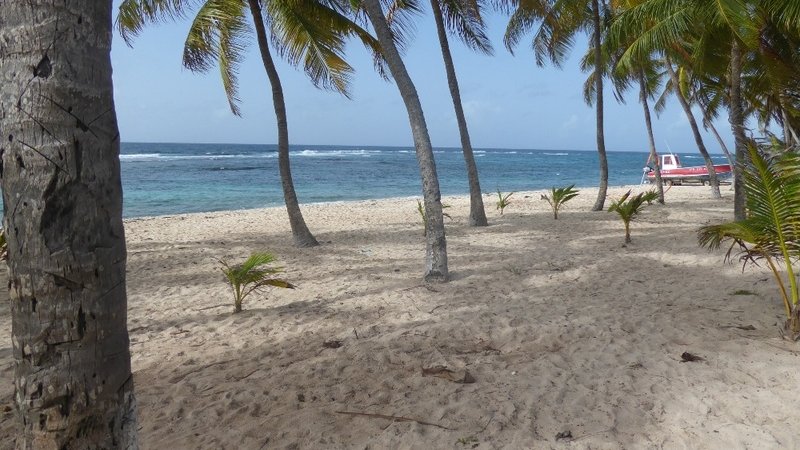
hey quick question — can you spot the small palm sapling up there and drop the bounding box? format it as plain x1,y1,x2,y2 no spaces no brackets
608,190,648,244
219,252,295,313
541,185,579,219
496,190,513,215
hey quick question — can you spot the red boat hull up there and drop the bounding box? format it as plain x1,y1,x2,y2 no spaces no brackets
647,164,732,180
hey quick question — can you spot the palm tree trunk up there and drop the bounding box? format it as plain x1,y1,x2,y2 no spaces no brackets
430,0,487,227
362,0,448,281
248,0,319,247
703,114,735,168
728,40,747,219
591,0,609,211
638,70,665,204
665,60,721,198
1,2,137,447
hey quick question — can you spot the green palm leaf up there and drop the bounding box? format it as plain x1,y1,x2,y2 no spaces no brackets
219,252,295,312
541,184,579,219
698,144,800,321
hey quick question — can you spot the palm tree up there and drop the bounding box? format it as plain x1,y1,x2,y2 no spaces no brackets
1,1,137,447
360,0,449,281
664,58,722,198
118,0,381,247
637,66,665,203
429,0,490,226
609,0,800,219
698,144,800,336
503,0,611,211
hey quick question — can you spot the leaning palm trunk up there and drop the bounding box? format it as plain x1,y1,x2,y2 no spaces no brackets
248,0,319,248
362,0,448,281
703,114,735,169
1,1,137,447
728,40,748,220
591,0,609,211
430,0,488,227
638,70,665,204
666,60,721,198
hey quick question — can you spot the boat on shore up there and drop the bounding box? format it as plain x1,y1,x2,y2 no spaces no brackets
644,154,732,185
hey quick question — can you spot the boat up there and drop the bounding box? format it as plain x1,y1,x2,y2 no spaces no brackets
643,154,732,185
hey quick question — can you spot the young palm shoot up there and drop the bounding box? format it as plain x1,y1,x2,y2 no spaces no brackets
698,145,800,336
219,252,295,313
608,190,648,244
418,200,451,235
641,189,660,205
496,190,513,215
541,185,579,219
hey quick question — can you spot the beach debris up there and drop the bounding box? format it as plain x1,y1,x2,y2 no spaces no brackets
457,435,479,447
323,340,343,349
680,352,704,362
422,365,476,384
720,324,757,331
335,410,452,430
555,430,573,441
297,393,306,402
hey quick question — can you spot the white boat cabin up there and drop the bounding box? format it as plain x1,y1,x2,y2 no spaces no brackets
660,154,681,169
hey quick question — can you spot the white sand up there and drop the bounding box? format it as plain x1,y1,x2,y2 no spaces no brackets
2,185,799,449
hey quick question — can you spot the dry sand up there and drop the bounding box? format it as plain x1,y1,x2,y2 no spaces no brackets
2,185,799,449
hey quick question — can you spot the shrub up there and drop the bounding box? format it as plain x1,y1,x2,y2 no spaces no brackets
540,185,579,219
219,252,295,313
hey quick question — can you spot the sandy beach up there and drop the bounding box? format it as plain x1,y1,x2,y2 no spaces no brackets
1,185,798,449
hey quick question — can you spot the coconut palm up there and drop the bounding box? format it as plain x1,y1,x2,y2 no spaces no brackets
664,58,722,197
608,0,800,219
698,144,800,336
1,1,137,447
429,0,491,226
503,0,611,211
118,0,382,247
360,0,449,281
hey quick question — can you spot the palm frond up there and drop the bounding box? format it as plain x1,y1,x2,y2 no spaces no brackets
116,0,196,45
219,252,295,312
698,144,800,317
440,0,493,54
182,0,250,116
267,0,357,96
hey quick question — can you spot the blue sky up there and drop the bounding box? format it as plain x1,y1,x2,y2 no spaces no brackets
110,2,733,153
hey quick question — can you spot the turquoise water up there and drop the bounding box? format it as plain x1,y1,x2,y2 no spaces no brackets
116,143,725,217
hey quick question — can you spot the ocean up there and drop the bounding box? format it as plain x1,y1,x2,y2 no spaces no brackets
116,143,726,218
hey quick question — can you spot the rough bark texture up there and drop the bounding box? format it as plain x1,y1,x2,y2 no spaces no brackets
639,71,665,204
247,0,319,247
0,1,138,448
363,0,448,282
666,61,721,198
728,40,747,220
430,0,487,227
591,0,609,211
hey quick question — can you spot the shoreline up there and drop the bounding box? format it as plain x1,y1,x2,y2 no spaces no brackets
122,183,675,222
